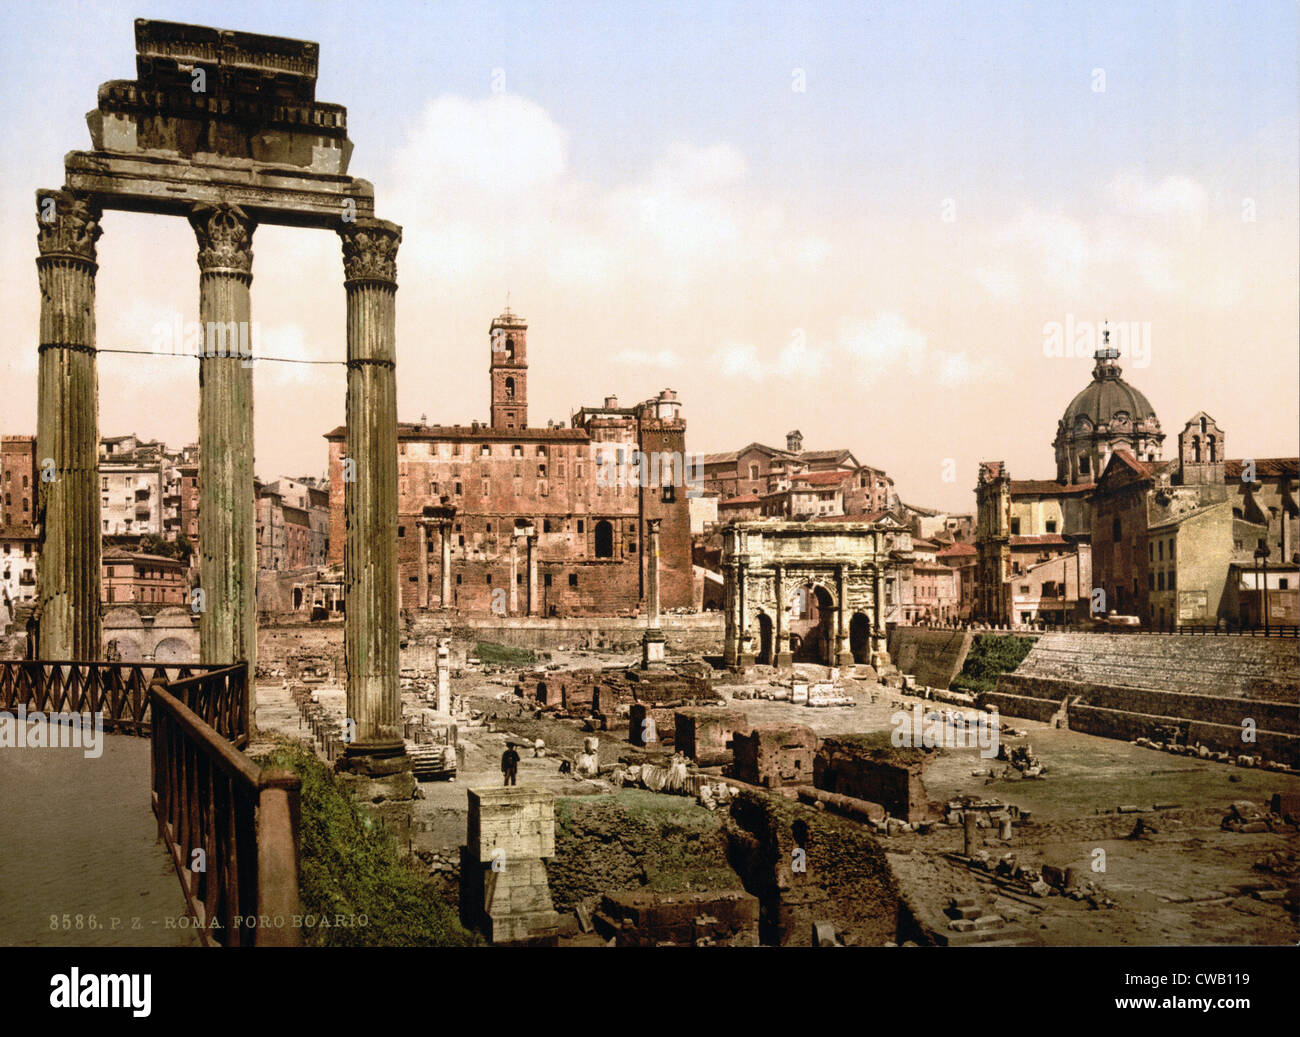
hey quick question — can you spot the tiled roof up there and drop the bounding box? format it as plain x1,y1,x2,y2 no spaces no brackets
792,470,851,486
1009,534,1071,547
1009,479,1096,496
1225,458,1298,479
937,542,977,557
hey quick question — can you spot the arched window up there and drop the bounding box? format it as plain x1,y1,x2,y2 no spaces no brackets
1191,436,1200,463
1207,435,1216,462
594,520,614,558
505,376,515,399
505,336,515,360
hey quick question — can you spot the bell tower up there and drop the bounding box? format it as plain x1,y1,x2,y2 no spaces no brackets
489,307,528,430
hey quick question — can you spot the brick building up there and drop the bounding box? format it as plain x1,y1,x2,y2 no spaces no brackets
701,430,894,516
102,549,187,605
975,333,1164,625
1,435,37,529
325,309,694,615
1090,413,1298,628
936,541,978,621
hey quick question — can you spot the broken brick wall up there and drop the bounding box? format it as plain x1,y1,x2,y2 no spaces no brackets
813,736,935,821
725,790,902,947
731,723,818,788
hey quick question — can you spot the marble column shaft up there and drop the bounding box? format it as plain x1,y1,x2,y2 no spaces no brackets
341,219,403,758
526,533,538,616
191,204,257,694
440,520,452,606
646,519,661,626
417,520,429,608
35,189,103,659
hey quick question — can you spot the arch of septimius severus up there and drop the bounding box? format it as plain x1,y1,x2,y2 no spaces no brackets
35,19,403,771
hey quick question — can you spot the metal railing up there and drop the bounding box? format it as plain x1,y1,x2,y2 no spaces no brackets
0,660,249,740
150,674,301,947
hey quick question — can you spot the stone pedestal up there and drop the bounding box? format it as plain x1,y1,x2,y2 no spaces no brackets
641,628,667,670
335,762,416,856
460,786,561,943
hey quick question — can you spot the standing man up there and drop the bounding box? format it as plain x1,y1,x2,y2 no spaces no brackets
501,743,520,786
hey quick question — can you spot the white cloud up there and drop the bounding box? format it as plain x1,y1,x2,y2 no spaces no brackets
972,265,1020,303
1110,173,1208,233
839,312,986,387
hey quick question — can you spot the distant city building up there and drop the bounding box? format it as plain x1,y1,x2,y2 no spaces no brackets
325,309,694,615
0,435,37,529
0,527,39,608
936,540,978,621
102,549,187,606
98,434,185,540
701,429,895,517
977,333,1298,629
1090,413,1298,628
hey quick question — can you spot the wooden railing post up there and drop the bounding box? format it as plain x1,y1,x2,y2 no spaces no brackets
254,770,302,947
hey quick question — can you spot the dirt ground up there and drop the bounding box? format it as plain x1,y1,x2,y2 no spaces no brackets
254,653,1300,946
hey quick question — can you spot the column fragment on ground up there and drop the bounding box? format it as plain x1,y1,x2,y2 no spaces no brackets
35,189,103,659
340,219,404,762
191,203,258,692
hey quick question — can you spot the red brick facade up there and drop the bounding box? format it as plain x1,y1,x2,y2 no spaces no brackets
326,311,693,616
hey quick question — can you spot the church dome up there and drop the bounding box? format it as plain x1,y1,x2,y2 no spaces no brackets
1053,329,1163,483
1061,368,1158,430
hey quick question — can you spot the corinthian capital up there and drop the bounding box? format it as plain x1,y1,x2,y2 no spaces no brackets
340,218,402,285
36,189,102,265
189,203,256,275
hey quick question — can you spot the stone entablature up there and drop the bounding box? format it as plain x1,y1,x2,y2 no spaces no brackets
721,519,913,670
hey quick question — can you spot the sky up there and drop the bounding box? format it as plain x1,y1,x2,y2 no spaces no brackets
0,0,1295,512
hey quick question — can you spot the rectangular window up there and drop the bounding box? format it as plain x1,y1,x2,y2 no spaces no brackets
1010,518,1020,535
1168,569,1175,590
1045,520,1057,533
577,520,585,533
569,573,578,587
1158,541,1163,560
544,574,553,587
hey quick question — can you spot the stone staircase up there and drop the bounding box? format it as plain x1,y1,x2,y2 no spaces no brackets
930,895,1036,947
1010,633,1298,701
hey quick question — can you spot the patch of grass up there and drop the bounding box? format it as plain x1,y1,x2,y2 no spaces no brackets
254,739,480,947
549,791,737,909
473,641,537,666
950,634,1038,697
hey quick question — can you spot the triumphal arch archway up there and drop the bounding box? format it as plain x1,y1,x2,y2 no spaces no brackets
36,20,403,768
720,518,914,670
